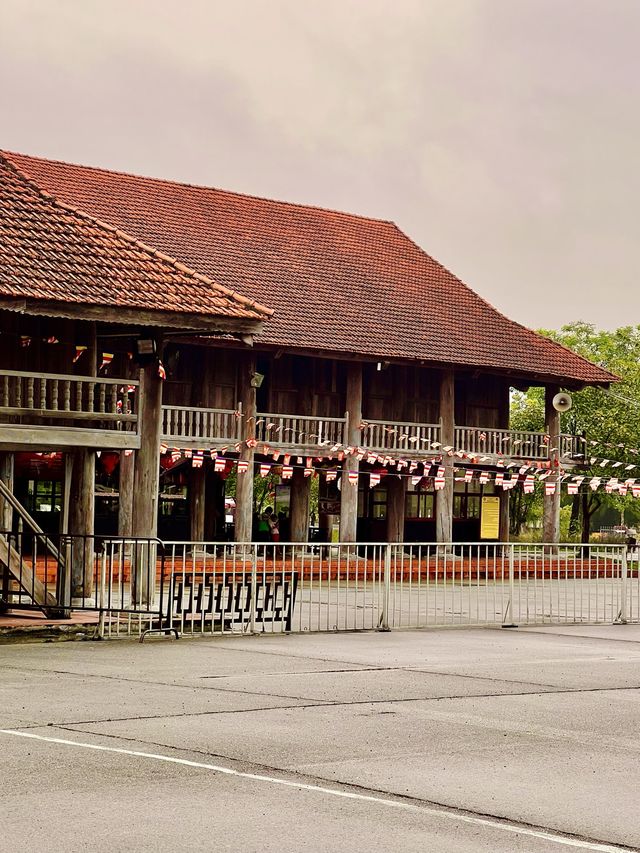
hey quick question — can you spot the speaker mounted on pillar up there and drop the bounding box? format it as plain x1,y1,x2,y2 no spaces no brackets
552,392,573,413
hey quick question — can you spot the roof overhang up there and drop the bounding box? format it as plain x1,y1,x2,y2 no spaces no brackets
0,298,265,338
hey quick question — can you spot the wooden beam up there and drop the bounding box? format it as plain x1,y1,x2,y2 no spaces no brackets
0,426,140,451
234,354,256,543
340,363,362,542
23,300,265,336
436,369,454,544
132,354,163,541
118,450,135,538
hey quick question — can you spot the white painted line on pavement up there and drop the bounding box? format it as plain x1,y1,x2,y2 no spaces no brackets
0,728,630,853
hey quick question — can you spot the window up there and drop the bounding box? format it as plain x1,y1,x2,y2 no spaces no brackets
371,486,387,520
27,480,62,514
406,491,434,520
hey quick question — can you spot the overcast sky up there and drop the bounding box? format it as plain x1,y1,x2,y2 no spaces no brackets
1,0,638,330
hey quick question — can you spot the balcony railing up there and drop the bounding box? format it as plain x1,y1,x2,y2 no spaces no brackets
255,413,346,451
161,406,241,448
361,419,441,454
0,370,139,446
454,426,581,461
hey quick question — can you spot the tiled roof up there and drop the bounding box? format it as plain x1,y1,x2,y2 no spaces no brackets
1,150,616,385
0,155,270,325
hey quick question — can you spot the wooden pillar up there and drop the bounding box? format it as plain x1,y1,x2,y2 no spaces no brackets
499,488,510,542
387,475,406,543
190,463,207,542
131,346,163,605
0,452,14,532
69,448,95,598
340,362,362,543
234,353,256,543
69,322,96,598
132,350,164,539
290,467,311,542
118,450,135,538
436,369,454,543
543,385,561,544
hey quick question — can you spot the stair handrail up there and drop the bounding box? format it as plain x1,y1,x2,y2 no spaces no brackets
0,477,64,565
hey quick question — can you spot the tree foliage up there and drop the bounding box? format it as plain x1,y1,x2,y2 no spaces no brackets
510,322,640,539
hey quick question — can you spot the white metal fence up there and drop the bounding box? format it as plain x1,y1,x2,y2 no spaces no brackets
90,541,640,639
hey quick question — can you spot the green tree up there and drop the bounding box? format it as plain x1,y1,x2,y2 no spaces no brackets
510,323,640,541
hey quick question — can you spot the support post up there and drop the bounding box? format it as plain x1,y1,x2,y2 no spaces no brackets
436,369,454,544
543,385,561,545
0,452,14,532
132,342,163,605
118,450,135,538
69,448,95,599
69,322,97,599
290,467,311,543
499,488,510,543
190,463,207,542
234,354,256,543
340,362,362,543
386,475,406,544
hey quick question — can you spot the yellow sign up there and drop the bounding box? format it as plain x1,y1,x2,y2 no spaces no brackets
480,496,500,540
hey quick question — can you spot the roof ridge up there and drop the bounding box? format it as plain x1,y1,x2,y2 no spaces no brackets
0,152,273,319
1,149,394,228
390,223,619,383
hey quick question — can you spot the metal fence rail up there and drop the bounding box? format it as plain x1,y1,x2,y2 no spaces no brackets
2,537,638,638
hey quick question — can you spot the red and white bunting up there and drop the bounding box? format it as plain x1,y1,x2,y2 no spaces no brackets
347,470,359,485
545,480,556,495
171,450,181,463
282,465,293,479
99,352,113,371
184,448,193,459
369,472,381,488
192,452,203,469
237,460,249,474
259,463,271,478
306,457,313,468
495,472,504,487
590,477,601,491
567,482,579,495
214,456,226,472
272,451,281,462
325,470,337,482
524,475,535,494
283,454,291,465
633,484,640,498
464,469,473,483
73,345,87,363
434,476,446,491
304,467,313,478
479,471,489,485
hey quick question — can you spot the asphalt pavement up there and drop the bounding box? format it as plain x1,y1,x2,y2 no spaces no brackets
2,624,640,852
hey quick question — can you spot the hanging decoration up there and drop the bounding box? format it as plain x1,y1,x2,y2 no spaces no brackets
99,352,114,372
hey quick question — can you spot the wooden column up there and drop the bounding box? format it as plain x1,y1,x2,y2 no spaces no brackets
234,353,256,543
118,450,135,538
190,463,207,542
132,354,163,540
499,488,510,542
69,449,95,598
543,385,561,545
131,346,164,606
290,467,311,542
0,452,14,532
340,362,362,543
387,475,406,543
436,369,455,544
69,322,96,598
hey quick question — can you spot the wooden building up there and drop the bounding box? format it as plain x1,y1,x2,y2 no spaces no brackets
0,150,616,561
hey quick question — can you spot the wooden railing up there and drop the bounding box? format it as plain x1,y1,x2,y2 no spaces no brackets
162,405,241,447
361,419,441,453
0,369,138,431
255,413,346,450
454,426,581,460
